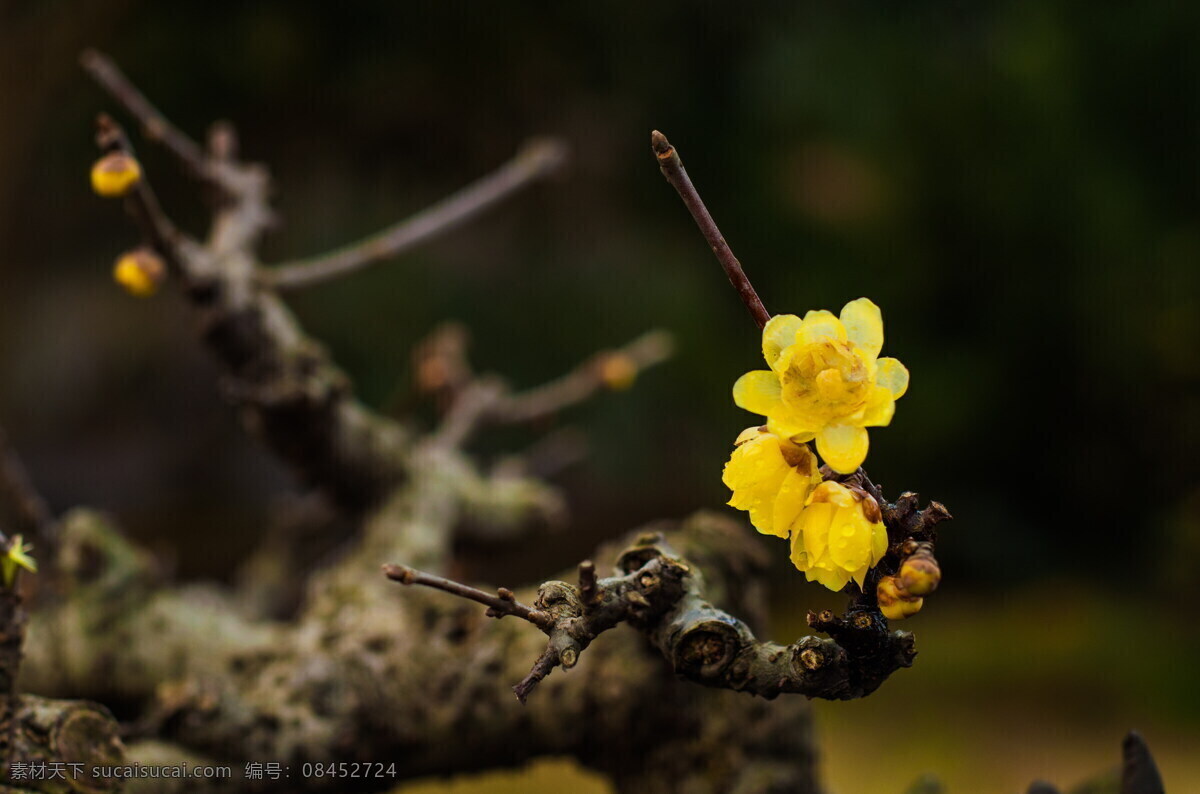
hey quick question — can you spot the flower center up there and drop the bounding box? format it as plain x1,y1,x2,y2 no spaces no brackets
779,340,870,420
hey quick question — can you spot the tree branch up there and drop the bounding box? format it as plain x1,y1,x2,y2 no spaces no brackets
387,485,951,704
488,330,674,424
265,138,569,290
81,49,225,190
424,329,673,453
651,130,769,328
383,564,553,629
24,510,822,793
86,62,411,510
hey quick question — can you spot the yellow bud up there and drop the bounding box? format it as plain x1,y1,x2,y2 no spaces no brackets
899,553,941,596
113,249,166,297
876,574,923,620
598,353,638,391
881,594,923,621
90,152,142,197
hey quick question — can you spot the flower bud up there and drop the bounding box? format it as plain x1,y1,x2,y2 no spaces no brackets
113,249,166,297
598,352,638,391
899,551,941,596
876,574,923,620
90,152,142,197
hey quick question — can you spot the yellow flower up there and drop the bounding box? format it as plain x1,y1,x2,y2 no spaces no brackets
113,249,166,297
732,298,909,474
722,426,822,539
90,152,142,197
2,534,37,587
789,480,888,591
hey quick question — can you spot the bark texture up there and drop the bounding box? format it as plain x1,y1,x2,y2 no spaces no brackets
24,509,820,794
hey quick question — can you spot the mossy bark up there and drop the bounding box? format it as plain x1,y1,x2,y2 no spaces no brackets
21,507,819,794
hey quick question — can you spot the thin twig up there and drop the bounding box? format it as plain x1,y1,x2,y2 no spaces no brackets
94,114,189,270
81,49,212,183
428,330,672,451
266,138,569,290
490,330,674,424
651,131,769,328
513,648,558,704
383,563,554,630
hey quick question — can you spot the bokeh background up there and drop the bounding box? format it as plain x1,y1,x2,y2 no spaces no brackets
2,1,1199,792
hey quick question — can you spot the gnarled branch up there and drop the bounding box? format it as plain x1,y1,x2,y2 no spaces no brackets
388,486,951,703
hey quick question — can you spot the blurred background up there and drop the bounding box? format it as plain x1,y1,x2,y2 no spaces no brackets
2,1,1198,791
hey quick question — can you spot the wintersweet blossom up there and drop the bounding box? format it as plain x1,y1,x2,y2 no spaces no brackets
732,298,908,474
722,426,822,539
789,480,888,591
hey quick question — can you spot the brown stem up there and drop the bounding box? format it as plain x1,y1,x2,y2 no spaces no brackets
266,138,569,290
651,130,770,329
383,563,554,630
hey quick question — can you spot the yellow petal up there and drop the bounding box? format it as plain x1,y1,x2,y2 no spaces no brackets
858,385,896,427
773,467,815,534
872,521,889,565
840,298,883,360
816,425,869,474
762,314,803,371
851,562,871,590
733,370,783,417
797,310,847,346
723,435,786,489
807,480,854,508
829,512,872,572
790,542,810,571
806,561,852,591
876,357,909,399
801,502,835,563
766,413,817,442
734,425,768,446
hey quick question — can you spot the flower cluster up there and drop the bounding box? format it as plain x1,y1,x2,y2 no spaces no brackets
723,298,908,593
